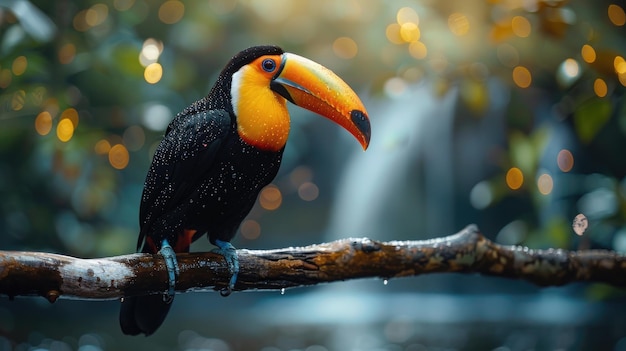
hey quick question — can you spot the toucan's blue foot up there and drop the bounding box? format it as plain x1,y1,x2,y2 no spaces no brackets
159,238,179,303
213,239,239,297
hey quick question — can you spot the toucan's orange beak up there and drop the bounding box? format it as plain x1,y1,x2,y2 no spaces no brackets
270,53,370,150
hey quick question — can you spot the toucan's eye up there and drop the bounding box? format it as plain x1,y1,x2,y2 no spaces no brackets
261,58,276,72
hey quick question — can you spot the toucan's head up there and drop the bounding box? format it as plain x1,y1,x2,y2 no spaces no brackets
222,45,370,152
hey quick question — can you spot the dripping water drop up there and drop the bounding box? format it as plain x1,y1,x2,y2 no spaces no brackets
383,279,388,286
280,288,285,295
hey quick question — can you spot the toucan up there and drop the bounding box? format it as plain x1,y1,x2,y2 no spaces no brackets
119,45,371,336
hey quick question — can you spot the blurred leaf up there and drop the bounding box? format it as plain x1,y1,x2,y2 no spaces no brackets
509,127,548,175
1,25,28,56
526,216,570,248
2,0,56,42
94,226,137,256
112,44,143,77
510,132,534,174
460,79,489,115
574,97,612,144
546,216,570,248
585,283,624,301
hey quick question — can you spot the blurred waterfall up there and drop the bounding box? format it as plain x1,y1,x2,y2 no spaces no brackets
326,78,509,243
326,81,458,241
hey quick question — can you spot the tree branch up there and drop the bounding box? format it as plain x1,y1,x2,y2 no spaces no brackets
1,225,624,303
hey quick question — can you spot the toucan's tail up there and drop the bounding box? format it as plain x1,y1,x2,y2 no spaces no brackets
120,231,186,336
119,294,173,336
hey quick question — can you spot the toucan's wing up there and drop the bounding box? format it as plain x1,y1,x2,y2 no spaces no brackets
137,108,232,252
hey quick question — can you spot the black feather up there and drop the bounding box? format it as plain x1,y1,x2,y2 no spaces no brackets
120,45,286,336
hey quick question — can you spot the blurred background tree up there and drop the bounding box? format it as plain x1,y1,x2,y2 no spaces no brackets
1,1,626,350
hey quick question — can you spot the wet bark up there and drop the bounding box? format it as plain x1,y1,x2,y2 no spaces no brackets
1,225,624,303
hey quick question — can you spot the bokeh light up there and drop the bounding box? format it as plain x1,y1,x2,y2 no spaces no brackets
94,139,112,155
34,111,53,136
140,39,163,66
615,56,626,86
108,144,129,169
408,41,428,59
506,167,524,190
259,185,282,210
11,90,25,111
581,44,596,63
240,219,261,240
289,165,313,189
400,22,420,43
594,78,608,97
448,13,470,36
58,43,76,64
537,173,554,195
608,4,626,26
557,149,574,172
557,58,580,87
470,181,493,210
12,56,27,76
511,16,531,38
74,3,109,31
384,76,408,97
142,103,172,131
61,108,79,128
386,23,404,44
512,66,532,88
615,56,626,74
144,63,163,84
159,0,185,24
73,10,90,31
332,37,358,59
561,58,579,78
396,7,419,26
298,182,319,201
85,4,109,27
56,119,75,142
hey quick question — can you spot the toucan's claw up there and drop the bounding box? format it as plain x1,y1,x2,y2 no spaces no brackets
213,239,239,297
159,239,179,303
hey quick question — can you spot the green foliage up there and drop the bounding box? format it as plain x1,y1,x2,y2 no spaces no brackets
574,97,613,144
